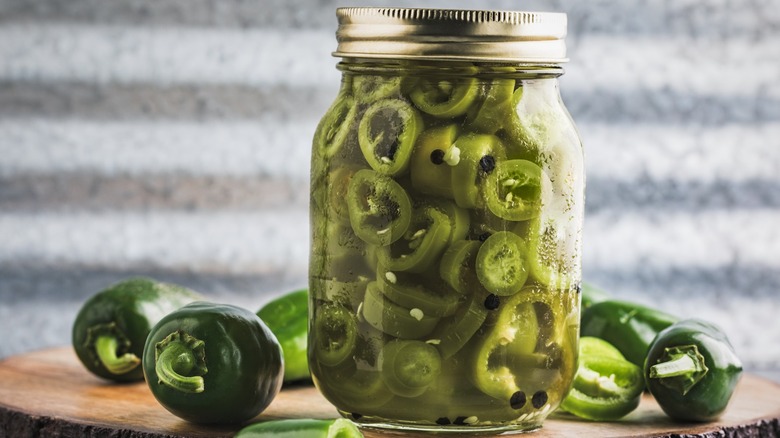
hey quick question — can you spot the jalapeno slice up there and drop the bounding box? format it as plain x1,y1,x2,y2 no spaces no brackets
314,303,358,367
409,77,479,118
430,290,489,359
317,365,394,410
476,231,530,296
426,198,470,246
327,165,359,225
361,281,439,339
358,99,423,176
450,133,505,209
470,289,540,401
439,240,481,295
409,124,459,198
527,217,578,290
311,278,369,313
378,206,451,273
352,75,402,103
314,93,358,158
376,267,462,318
484,159,545,222
347,169,412,246
466,78,517,134
379,339,443,397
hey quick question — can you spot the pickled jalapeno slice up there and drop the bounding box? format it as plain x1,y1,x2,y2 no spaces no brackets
362,281,439,339
314,93,358,158
426,198,470,246
318,365,394,410
476,231,530,296
379,339,443,397
484,159,545,221
439,240,481,295
527,217,577,290
410,124,459,198
352,75,402,103
466,78,517,134
378,206,451,273
327,165,359,225
376,267,462,317
358,99,423,176
409,77,479,118
347,169,412,246
314,304,358,367
450,133,505,209
430,291,489,359
471,289,540,401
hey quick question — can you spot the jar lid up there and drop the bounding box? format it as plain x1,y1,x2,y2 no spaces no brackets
333,7,568,63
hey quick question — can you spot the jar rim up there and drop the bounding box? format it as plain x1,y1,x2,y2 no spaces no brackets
333,7,568,63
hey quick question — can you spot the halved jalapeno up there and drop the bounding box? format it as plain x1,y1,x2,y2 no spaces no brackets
466,78,517,134
314,303,358,367
358,99,423,176
409,77,479,118
314,93,358,159
361,281,439,339
450,133,506,209
376,267,462,318
347,169,412,246
484,159,545,221
378,206,451,273
409,124,459,198
476,231,529,296
379,339,443,398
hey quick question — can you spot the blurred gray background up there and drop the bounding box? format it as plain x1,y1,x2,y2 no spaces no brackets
1,0,779,383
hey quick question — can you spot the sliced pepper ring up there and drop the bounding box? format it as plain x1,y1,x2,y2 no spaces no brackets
347,169,412,246
430,290,489,359
476,231,530,296
379,339,443,398
358,98,423,176
409,76,479,118
314,93,358,158
466,78,517,134
484,159,545,222
450,133,506,209
376,267,462,318
438,239,481,295
377,206,451,273
313,304,358,367
361,281,439,339
409,124,459,199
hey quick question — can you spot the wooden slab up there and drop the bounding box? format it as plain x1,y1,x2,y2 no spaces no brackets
1,347,778,437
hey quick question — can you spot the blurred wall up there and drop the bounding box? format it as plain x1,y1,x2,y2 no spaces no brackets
1,1,778,379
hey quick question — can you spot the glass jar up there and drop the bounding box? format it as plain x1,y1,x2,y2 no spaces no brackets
309,7,583,434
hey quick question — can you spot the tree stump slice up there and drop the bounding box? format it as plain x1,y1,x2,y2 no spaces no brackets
1,347,778,437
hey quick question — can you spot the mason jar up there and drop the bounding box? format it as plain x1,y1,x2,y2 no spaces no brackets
308,7,583,434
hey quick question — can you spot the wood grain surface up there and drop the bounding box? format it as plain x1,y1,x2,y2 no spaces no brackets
1,347,778,438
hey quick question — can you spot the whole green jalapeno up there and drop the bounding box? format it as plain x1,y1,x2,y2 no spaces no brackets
72,277,202,382
644,319,743,422
257,289,311,383
142,302,283,425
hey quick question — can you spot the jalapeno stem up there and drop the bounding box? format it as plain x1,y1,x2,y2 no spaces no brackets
154,331,208,394
648,344,708,395
94,335,140,375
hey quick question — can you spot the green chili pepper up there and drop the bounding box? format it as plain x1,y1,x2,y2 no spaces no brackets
430,288,489,359
379,339,443,397
580,282,610,312
439,239,481,295
361,281,440,339
476,231,530,296
313,93,358,159
560,337,644,421
352,74,402,103
235,418,363,438
358,98,422,176
644,319,743,422
72,277,202,382
376,267,462,318
347,168,412,246
142,302,283,425
450,133,506,209
377,205,451,273
258,289,311,383
409,124,459,198
409,76,479,118
466,78,517,134
483,159,545,222
581,299,679,369
312,303,358,368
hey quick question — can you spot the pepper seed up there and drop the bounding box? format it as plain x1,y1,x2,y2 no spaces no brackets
430,149,445,165
510,391,527,409
484,294,500,310
532,390,548,409
436,417,451,425
479,155,496,174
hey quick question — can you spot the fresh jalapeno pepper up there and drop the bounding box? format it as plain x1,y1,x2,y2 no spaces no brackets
235,418,363,438
581,299,679,369
466,78,517,134
376,267,462,318
581,282,610,312
313,303,358,367
378,205,451,273
450,133,506,209
72,277,202,382
313,93,358,159
476,231,530,296
358,98,423,176
560,337,644,421
361,281,440,339
409,76,479,118
379,339,443,397
483,159,545,222
347,168,412,246
142,302,284,425
410,124,459,198
257,289,310,383
644,319,743,422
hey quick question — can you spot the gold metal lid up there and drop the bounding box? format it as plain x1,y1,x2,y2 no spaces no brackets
334,7,568,63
